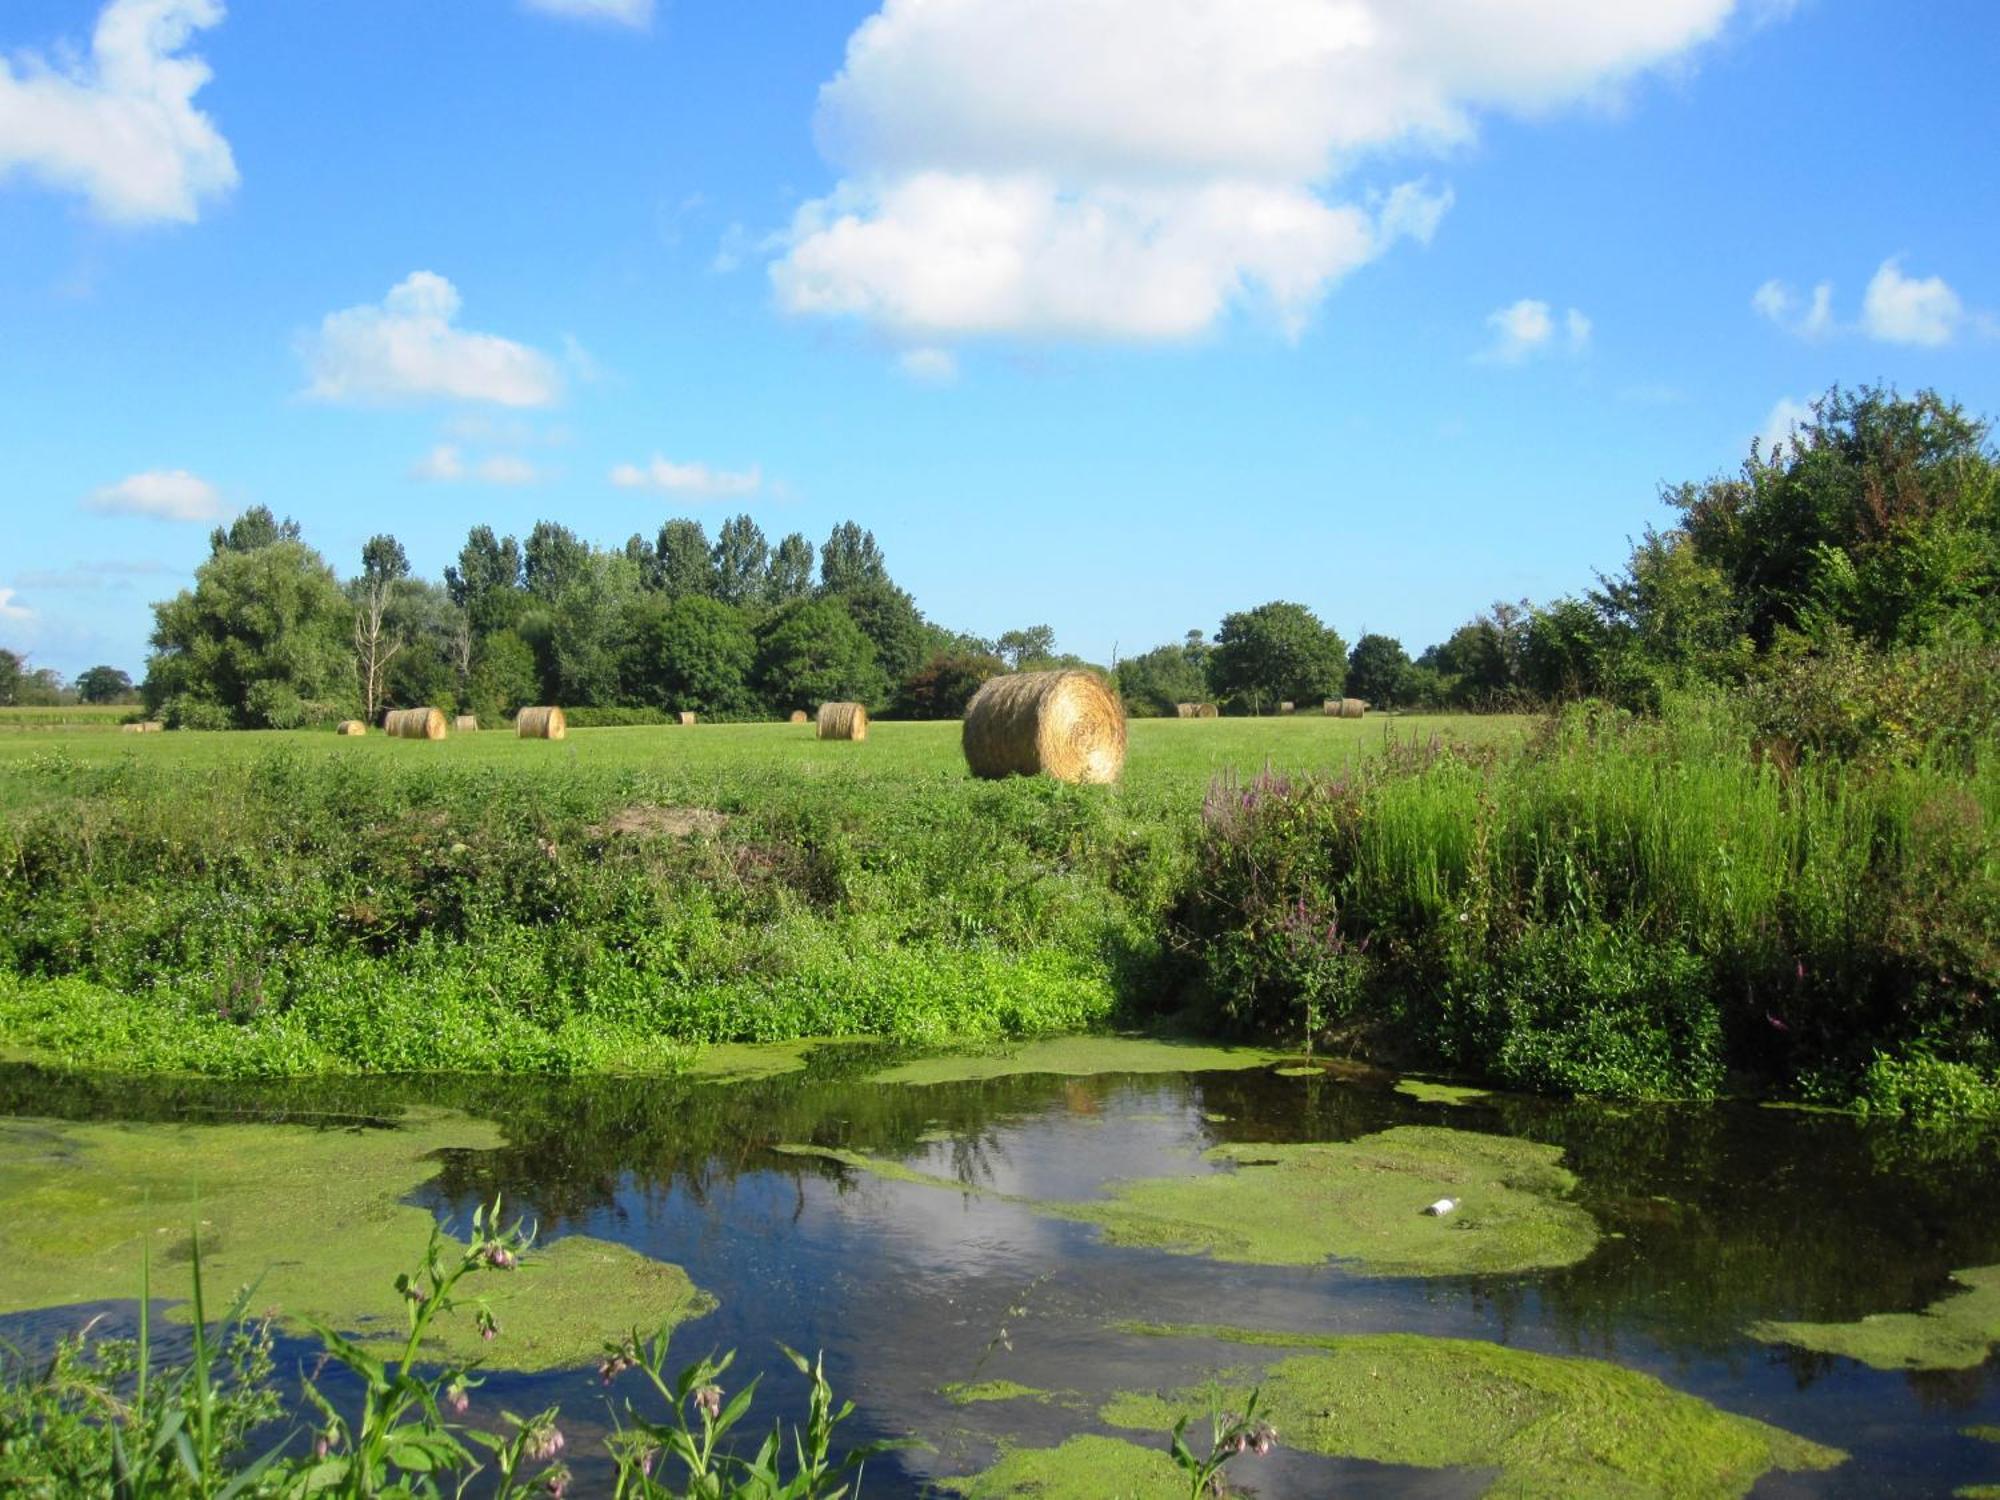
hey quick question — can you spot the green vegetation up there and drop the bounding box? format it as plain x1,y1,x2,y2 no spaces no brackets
1102,1325,1845,1497
940,1435,1187,1499
782,1123,1597,1276
1748,1264,2000,1370
1395,1078,1492,1106
0,1110,709,1369
938,1381,1054,1407
865,1035,1285,1086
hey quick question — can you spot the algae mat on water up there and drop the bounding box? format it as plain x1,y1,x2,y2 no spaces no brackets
940,1434,1187,1499
1749,1264,2000,1370
0,1110,708,1370
867,1035,1287,1087
1093,1325,1843,1498
781,1124,1596,1276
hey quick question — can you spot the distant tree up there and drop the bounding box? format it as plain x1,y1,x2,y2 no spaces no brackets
838,579,930,684
756,599,887,710
819,521,887,594
712,514,770,606
74,665,134,704
995,625,1058,670
351,536,410,720
468,629,540,720
897,650,1003,719
631,594,757,715
1208,602,1346,714
360,534,410,584
623,532,658,581
656,519,716,599
446,526,523,632
767,532,816,603
0,649,20,706
146,540,353,727
208,506,301,557
1114,637,1210,716
13,666,64,706
1420,602,1530,708
1520,598,1610,702
382,580,465,714
544,553,639,705
524,521,591,601
1345,633,1412,709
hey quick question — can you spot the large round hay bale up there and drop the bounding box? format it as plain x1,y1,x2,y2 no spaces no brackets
1196,703,1220,719
817,702,869,741
962,671,1125,784
384,707,447,740
790,710,810,725
678,711,697,727
1175,703,1197,719
517,706,566,740
336,719,368,736
121,721,163,734
1339,698,1367,719
1278,701,1296,715
453,714,480,733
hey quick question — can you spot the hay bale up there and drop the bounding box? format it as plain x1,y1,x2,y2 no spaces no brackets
1196,703,1220,719
453,714,479,733
335,720,368,736
1175,703,1197,719
1278,701,1296,715
516,706,567,740
790,710,810,725
121,721,163,734
1323,700,1340,716
817,702,869,741
384,707,447,740
1339,698,1367,719
962,670,1125,784
678,711,697,727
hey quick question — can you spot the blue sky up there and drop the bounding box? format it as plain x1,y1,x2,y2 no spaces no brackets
2,0,1995,678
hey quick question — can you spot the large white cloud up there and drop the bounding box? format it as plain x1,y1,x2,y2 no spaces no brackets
1861,258,1963,347
301,272,560,407
775,0,1742,344
0,0,236,224
609,456,764,497
82,468,224,521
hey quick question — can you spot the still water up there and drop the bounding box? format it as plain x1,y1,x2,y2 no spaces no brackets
4,1050,1999,1496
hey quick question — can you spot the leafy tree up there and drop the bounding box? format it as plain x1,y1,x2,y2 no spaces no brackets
1520,598,1609,702
629,594,757,715
767,532,816,603
146,540,354,727
656,519,715,599
382,581,465,713
838,580,930,684
208,506,301,557
711,514,770,606
445,526,523,633
10,665,64,706
1115,637,1210,716
995,625,1058,671
0,649,20,706
1420,602,1531,708
756,599,887,711
544,554,638,705
819,521,887,594
524,521,591,601
897,650,1003,718
1208,602,1346,714
360,534,410,584
74,665,134,703
1345,633,1412,708
467,629,540,720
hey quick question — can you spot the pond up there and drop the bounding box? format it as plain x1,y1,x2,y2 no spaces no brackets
4,1042,2000,1496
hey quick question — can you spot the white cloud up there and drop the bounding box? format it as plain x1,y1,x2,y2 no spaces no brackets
1753,276,1834,337
897,347,959,383
0,0,236,224
1861,257,1962,347
609,456,764,497
1478,299,1590,363
411,444,541,485
520,0,652,24
82,468,224,521
774,0,1743,343
0,588,32,622
1757,395,1812,460
301,272,560,408
410,444,466,482
478,454,539,485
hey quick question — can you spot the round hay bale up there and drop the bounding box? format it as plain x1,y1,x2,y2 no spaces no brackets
962,671,1125,784
335,719,368,736
1340,698,1367,719
1323,699,1340,716
817,702,869,741
678,711,697,727
789,710,810,725
1196,703,1220,719
1278,701,1296,715
516,706,567,740
1175,703,1197,719
453,714,479,733
384,707,447,740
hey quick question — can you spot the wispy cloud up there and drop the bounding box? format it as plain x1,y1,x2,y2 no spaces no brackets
896,347,959,384
1861,258,1963,347
82,468,224,521
0,588,33,622
1478,299,1591,363
609,456,764,497
410,444,542,485
520,0,652,26
1757,395,1813,459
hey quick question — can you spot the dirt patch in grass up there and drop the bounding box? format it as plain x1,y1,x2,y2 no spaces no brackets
596,804,728,839
1748,1265,2000,1370
0,1110,709,1370
1103,1324,1844,1498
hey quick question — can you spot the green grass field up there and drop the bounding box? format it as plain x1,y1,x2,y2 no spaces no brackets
0,704,135,731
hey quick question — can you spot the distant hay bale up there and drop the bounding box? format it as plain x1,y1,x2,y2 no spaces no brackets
516,706,566,740
1195,703,1220,719
817,702,869,741
962,670,1126,784
384,707,447,740
121,721,164,734
790,710,810,725
678,711,697,727
1323,700,1340,716
1175,703,1197,718
453,714,479,733
1278,701,1296,715
1339,698,1367,719
335,720,368,736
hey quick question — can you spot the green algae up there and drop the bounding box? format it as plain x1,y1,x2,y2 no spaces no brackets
1102,1324,1843,1498
779,1124,1596,1276
940,1379,1055,1406
0,1111,709,1370
1749,1265,2000,1370
1274,1065,1323,1077
867,1035,1285,1087
1968,1426,2000,1443
940,1434,1185,1498
686,1038,822,1082
1396,1078,1493,1106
